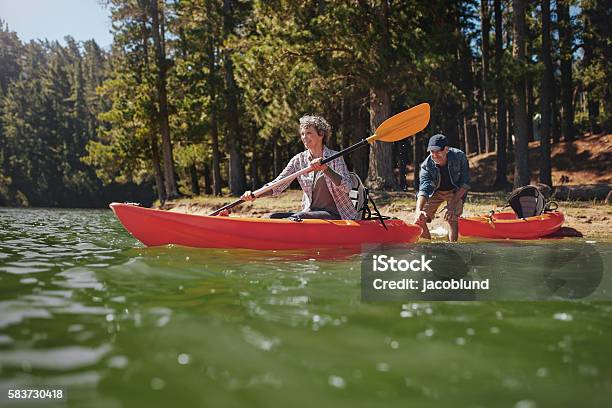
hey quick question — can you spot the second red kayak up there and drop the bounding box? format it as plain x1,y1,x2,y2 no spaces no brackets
459,211,564,239
110,203,422,250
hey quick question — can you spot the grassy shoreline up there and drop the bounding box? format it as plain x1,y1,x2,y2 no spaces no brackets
157,190,612,240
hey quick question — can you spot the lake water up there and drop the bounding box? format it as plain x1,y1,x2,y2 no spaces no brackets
0,208,611,407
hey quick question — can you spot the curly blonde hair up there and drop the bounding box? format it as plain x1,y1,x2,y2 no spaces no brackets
299,115,331,145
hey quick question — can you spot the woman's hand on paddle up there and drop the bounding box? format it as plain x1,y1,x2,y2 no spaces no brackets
240,191,257,202
309,158,328,172
218,209,231,216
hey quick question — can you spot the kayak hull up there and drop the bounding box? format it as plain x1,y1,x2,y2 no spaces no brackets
458,211,564,239
110,203,422,250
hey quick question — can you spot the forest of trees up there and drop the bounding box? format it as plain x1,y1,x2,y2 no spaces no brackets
0,0,609,207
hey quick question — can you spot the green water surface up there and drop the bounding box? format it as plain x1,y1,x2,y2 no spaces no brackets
0,208,611,407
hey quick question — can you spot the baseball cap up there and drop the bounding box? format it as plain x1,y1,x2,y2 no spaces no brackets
427,134,448,151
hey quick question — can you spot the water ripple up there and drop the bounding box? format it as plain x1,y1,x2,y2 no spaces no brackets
0,301,52,329
0,208,611,406
0,345,112,371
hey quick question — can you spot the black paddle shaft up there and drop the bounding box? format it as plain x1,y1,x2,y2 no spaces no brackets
321,139,369,165
209,199,244,216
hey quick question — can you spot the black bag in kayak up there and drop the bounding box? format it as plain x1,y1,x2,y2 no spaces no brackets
505,185,556,218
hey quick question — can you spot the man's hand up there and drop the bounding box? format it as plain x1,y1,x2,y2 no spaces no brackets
413,210,428,224
309,158,328,172
444,200,458,222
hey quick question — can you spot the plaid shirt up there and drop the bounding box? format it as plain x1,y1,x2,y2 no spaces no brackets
270,146,359,220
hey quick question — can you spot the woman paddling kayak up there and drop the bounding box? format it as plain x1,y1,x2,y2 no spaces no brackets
227,115,358,220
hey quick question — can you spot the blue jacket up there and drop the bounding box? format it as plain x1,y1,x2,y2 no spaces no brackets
417,147,470,198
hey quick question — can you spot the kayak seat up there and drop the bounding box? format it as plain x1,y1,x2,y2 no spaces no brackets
349,172,390,230
506,185,553,218
349,172,368,216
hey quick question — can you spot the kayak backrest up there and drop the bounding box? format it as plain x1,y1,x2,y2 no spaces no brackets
349,172,391,228
349,172,368,215
507,185,546,218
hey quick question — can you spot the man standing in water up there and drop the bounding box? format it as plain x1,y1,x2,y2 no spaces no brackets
413,134,470,242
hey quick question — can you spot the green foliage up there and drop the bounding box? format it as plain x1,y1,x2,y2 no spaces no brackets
0,0,609,207
0,27,109,206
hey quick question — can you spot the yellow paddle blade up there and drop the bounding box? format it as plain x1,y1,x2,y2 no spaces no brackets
367,102,430,143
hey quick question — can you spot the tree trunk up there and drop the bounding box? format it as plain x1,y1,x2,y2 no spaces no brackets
539,0,553,187
273,129,280,176
412,135,423,192
189,163,200,195
250,125,259,189
351,98,370,181
582,7,601,134
507,104,514,155
397,141,409,191
224,75,247,195
210,113,222,196
525,6,534,143
512,0,530,187
367,87,396,190
205,14,222,196
340,94,352,152
558,0,575,142
458,122,465,154
326,103,340,150
365,2,395,190
462,103,471,156
150,0,179,199
203,162,212,195
481,0,491,152
494,0,508,187
138,11,166,202
441,101,461,148
222,0,246,196
457,19,476,155
150,133,166,203
587,97,600,135
526,74,534,142
475,118,482,154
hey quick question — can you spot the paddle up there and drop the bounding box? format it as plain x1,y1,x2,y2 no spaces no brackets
209,103,431,216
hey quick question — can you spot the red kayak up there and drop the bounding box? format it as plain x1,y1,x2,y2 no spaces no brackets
459,211,564,239
110,203,422,250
